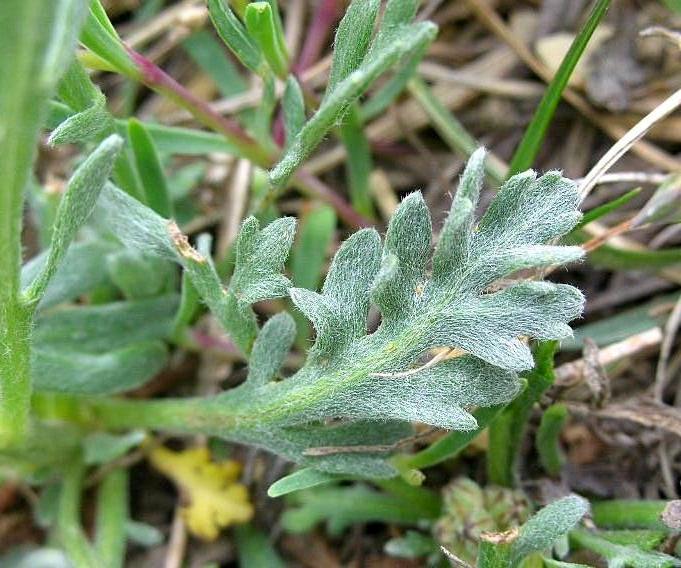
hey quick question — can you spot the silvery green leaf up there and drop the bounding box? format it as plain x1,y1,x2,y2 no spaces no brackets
33,341,167,395
48,92,112,145
511,495,589,565
247,312,296,387
33,295,178,353
290,228,380,361
326,0,380,96
98,183,295,354
23,135,123,306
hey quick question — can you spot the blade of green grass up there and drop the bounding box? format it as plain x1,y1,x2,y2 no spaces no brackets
576,187,642,229
128,118,173,217
339,105,375,218
507,0,611,175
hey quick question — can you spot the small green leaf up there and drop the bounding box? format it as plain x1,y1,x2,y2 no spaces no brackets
570,528,681,568
235,525,287,568
80,0,139,77
511,495,589,564
246,312,296,387
268,467,340,498
282,76,306,148
281,484,439,536
33,341,168,395
339,105,375,218
208,0,264,75
49,92,112,145
23,135,123,306
326,0,380,95
128,118,173,217
244,1,289,78
270,21,437,187
125,521,163,547
536,403,568,477
83,431,146,465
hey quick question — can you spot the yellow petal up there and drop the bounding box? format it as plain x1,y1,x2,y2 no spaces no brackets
148,445,254,541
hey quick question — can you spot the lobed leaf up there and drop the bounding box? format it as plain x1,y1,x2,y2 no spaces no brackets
246,312,296,387
98,183,295,354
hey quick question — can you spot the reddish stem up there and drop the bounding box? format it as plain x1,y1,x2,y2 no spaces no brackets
294,169,372,228
127,48,274,167
125,44,369,228
293,0,344,75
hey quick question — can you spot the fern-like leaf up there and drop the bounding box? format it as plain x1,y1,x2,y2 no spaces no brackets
97,149,583,477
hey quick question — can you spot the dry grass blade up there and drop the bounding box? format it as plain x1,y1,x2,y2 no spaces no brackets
579,88,681,201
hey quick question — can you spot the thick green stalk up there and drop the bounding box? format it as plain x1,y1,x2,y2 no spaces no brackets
476,530,518,568
0,0,81,444
487,342,557,487
76,300,473,440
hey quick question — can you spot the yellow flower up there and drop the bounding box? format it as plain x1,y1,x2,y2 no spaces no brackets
148,445,254,541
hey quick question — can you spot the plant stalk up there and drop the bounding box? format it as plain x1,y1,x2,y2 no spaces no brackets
476,529,518,568
0,0,74,445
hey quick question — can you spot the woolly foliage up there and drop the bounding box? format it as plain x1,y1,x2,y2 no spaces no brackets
99,149,584,476
98,183,295,354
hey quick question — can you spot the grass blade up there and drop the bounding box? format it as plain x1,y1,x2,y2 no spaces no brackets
339,105,375,217
507,0,611,176
128,118,174,217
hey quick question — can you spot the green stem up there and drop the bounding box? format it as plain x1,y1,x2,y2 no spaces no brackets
125,48,275,167
476,530,519,568
487,341,558,487
591,500,668,530
0,0,74,445
58,458,101,568
394,404,506,471
536,403,568,477
95,468,129,568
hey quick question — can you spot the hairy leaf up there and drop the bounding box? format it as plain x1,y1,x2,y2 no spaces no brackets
98,183,295,354
94,150,584,477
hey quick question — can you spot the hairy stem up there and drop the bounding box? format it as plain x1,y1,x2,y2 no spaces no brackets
0,0,72,444
126,48,274,167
